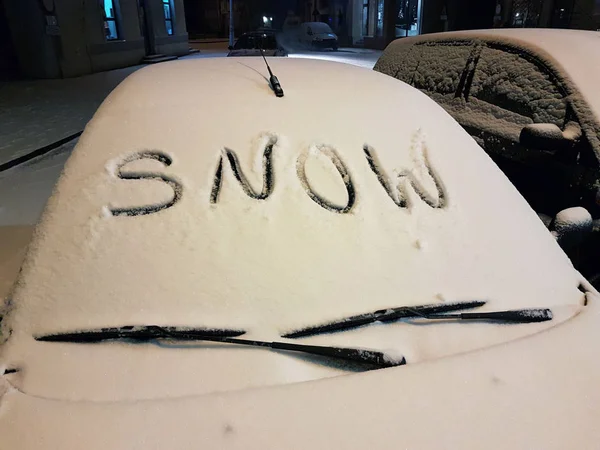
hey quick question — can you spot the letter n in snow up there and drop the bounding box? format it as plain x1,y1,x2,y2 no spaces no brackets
210,136,276,204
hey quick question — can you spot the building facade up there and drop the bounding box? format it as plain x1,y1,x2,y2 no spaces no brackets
325,0,600,49
2,0,189,79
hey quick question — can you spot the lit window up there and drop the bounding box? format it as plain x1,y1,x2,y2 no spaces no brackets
103,0,119,40
163,0,174,36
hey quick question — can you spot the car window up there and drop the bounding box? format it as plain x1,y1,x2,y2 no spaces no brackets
233,36,249,50
234,35,277,50
264,35,277,49
411,41,474,96
469,46,567,126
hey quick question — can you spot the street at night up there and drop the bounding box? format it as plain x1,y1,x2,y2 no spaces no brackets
2,1,600,449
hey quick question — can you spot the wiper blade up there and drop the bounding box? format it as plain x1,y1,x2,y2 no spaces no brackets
35,325,245,343
415,308,553,323
283,300,487,338
35,326,405,369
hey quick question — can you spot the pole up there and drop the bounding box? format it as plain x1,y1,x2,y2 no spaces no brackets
229,0,234,47
405,0,409,37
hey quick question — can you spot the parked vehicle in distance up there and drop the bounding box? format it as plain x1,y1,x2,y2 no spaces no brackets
227,31,287,57
296,22,338,50
1,57,598,449
375,29,600,283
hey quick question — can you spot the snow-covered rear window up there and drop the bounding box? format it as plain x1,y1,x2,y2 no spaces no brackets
373,44,415,85
411,42,473,95
469,46,567,126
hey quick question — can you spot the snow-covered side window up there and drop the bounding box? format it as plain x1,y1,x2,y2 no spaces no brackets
411,42,473,96
468,46,566,127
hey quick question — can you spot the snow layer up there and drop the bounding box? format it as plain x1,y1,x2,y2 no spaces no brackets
0,58,583,402
376,29,600,159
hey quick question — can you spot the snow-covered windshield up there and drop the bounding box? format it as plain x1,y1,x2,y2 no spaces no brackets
5,56,582,337
0,58,583,401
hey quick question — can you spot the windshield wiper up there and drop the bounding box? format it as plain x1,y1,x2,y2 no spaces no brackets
283,301,553,338
283,300,486,338
35,325,405,369
35,326,245,343
409,308,553,323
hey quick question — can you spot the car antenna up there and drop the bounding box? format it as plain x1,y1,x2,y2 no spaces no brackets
260,47,284,98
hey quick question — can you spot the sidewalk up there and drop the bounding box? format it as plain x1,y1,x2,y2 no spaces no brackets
0,64,142,167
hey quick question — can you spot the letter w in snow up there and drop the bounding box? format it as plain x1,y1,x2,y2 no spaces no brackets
364,134,446,209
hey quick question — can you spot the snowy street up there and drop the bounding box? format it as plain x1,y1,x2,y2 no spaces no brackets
0,46,381,228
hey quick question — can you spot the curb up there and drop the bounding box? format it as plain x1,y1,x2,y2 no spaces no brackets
0,131,82,173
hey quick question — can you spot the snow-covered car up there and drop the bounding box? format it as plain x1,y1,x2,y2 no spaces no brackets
374,29,600,282
297,21,338,50
0,57,599,449
227,31,287,57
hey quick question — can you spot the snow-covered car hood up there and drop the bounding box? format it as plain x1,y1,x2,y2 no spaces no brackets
0,57,595,448
2,292,599,449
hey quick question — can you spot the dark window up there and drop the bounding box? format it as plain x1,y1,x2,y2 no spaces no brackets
233,36,250,50
362,2,369,35
103,0,119,40
234,34,277,50
163,0,174,35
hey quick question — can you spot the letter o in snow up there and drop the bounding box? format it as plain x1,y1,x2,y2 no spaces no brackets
296,145,355,214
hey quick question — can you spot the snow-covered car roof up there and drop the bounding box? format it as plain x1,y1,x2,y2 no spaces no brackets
380,29,600,135
0,58,593,449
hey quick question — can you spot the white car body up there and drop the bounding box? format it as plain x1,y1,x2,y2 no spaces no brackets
297,22,338,49
0,58,598,449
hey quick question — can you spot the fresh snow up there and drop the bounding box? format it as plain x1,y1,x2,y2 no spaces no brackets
0,58,583,404
375,29,600,157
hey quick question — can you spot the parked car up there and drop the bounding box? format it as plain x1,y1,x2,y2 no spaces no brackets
227,31,287,57
0,57,598,449
375,29,600,283
297,21,338,50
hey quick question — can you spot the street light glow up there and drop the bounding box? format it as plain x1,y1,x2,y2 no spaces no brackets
263,16,268,23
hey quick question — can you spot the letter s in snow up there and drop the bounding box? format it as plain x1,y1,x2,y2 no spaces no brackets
108,151,183,217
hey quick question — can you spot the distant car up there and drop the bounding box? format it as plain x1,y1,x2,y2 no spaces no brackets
227,31,287,57
297,22,338,50
2,57,600,449
375,29,600,283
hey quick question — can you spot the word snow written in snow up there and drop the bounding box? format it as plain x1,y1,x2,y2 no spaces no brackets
107,133,447,216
